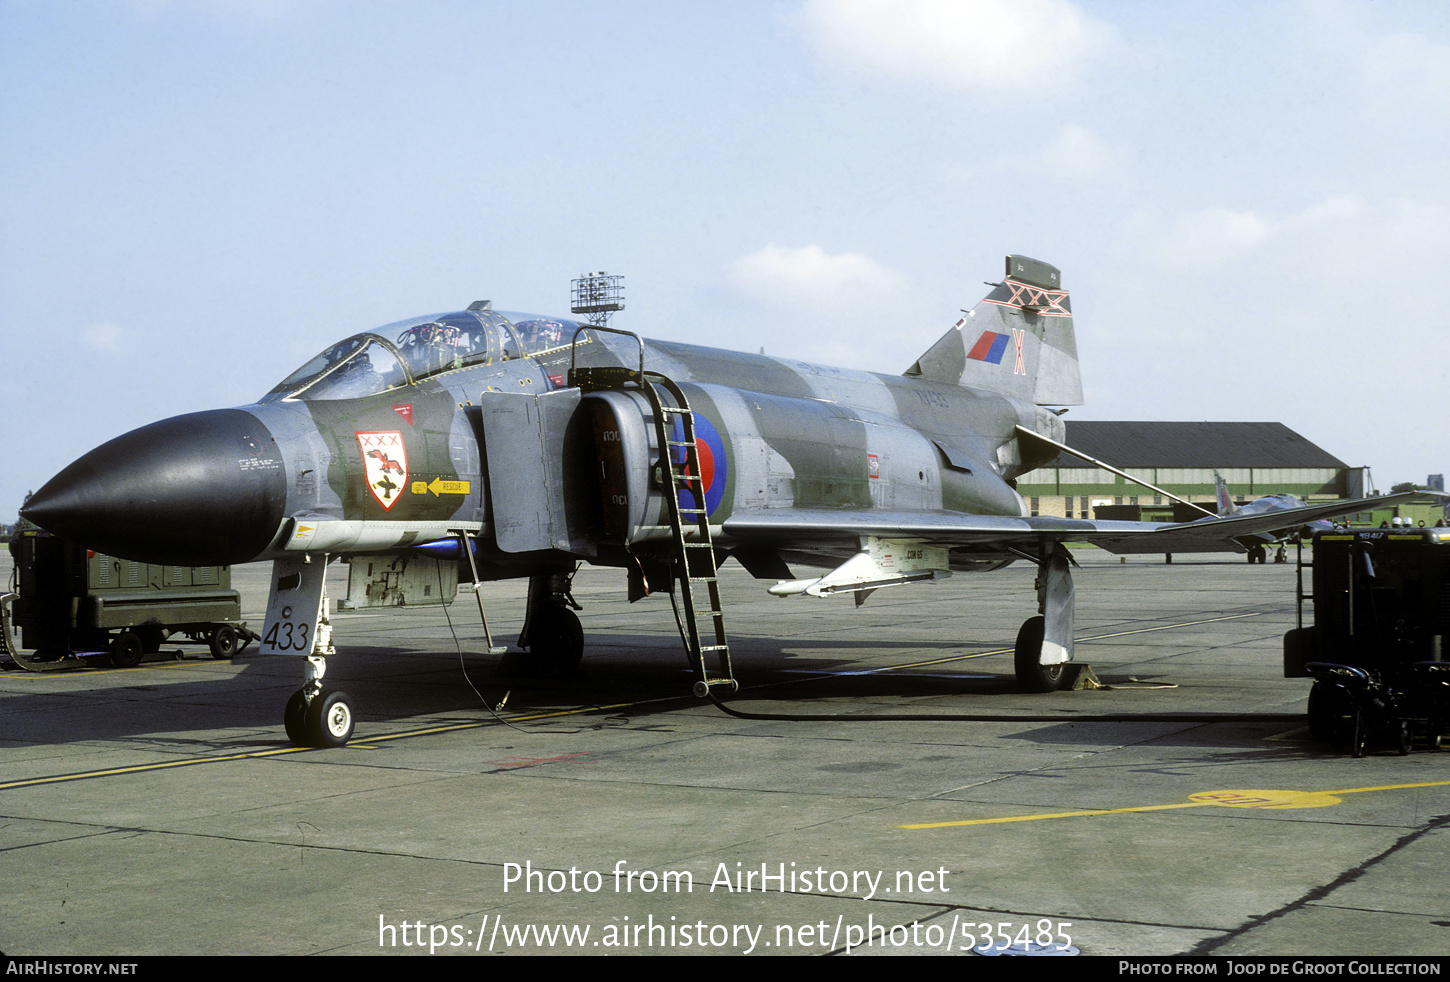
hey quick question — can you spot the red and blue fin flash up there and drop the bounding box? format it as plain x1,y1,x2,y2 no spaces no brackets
966,330,1010,364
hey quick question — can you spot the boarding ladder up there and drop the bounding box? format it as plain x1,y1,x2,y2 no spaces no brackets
570,328,736,698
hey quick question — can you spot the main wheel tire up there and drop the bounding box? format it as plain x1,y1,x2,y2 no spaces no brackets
284,690,310,746
1014,615,1064,693
111,631,144,668
305,689,355,748
529,606,583,675
209,625,239,660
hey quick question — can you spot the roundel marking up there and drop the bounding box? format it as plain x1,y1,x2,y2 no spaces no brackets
672,412,727,517
694,439,716,490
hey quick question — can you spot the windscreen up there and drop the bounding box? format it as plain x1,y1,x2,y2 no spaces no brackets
261,334,408,402
262,309,587,401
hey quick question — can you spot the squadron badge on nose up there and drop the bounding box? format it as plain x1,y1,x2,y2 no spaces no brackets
357,430,408,510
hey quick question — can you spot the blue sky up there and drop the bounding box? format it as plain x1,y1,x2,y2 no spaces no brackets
3,0,1447,522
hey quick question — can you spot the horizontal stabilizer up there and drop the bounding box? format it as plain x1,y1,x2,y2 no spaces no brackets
1013,426,1214,517
1149,491,1442,541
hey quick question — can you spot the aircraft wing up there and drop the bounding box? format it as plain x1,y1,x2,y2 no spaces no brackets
722,491,1436,557
726,509,1144,550
1096,490,1441,552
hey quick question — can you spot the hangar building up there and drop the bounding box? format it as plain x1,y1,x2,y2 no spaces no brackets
1018,421,1363,520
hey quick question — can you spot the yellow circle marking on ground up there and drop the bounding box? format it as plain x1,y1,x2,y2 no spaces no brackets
898,780,1450,829
1187,789,1342,809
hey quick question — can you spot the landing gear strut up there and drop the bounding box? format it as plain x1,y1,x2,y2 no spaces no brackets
264,554,357,748
1014,545,1075,693
519,569,584,674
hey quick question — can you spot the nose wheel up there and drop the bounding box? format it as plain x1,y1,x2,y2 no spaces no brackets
284,688,355,748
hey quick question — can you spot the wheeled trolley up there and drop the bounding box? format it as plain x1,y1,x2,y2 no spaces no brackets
4,528,255,670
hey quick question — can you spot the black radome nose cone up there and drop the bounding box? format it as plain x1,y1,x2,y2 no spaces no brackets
22,409,287,566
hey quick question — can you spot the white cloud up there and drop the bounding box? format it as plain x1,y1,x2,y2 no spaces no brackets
1144,192,1450,282
800,0,1119,95
82,322,130,354
1148,196,1371,272
729,244,906,312
1162,208,1274,269
1128,192,1449,380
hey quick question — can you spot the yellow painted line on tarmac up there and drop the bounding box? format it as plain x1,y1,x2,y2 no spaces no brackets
0,746,311,790
333,700,647,745
1075,610,1271,643
898,780,1450,830
902,801,1206,827
1322,779,1450,795
1,657,242,679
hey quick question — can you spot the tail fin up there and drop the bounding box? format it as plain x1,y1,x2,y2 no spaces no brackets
905,255,1083,406
1214,472,1238,516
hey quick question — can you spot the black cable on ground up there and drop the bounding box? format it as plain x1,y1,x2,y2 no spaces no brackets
703,689,1304,725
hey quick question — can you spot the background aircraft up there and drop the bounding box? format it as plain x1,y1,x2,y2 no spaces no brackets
1211,472,1340,562
1082,471,1343,563
20,256,1422,747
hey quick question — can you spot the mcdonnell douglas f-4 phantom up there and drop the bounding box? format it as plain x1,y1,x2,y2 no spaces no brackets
21,255,1418,747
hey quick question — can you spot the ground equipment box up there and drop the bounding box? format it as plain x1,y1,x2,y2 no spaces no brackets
1284,527,1450,755
4,528,251,668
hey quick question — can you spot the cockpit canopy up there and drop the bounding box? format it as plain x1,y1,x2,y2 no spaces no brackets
262,309,583,402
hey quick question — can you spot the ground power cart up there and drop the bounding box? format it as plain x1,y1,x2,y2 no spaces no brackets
3,528,254,670
1285,527,1450,756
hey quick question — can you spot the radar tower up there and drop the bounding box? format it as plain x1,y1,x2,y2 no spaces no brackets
570,271,625,327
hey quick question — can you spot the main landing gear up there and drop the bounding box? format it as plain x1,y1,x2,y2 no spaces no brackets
1014,615,1059,692
1013,545,1076,693
517,569,584,675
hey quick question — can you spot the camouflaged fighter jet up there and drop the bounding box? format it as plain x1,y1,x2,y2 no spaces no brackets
21,255,1418,748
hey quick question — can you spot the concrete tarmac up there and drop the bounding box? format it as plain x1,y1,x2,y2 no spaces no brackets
2,551,1447,957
